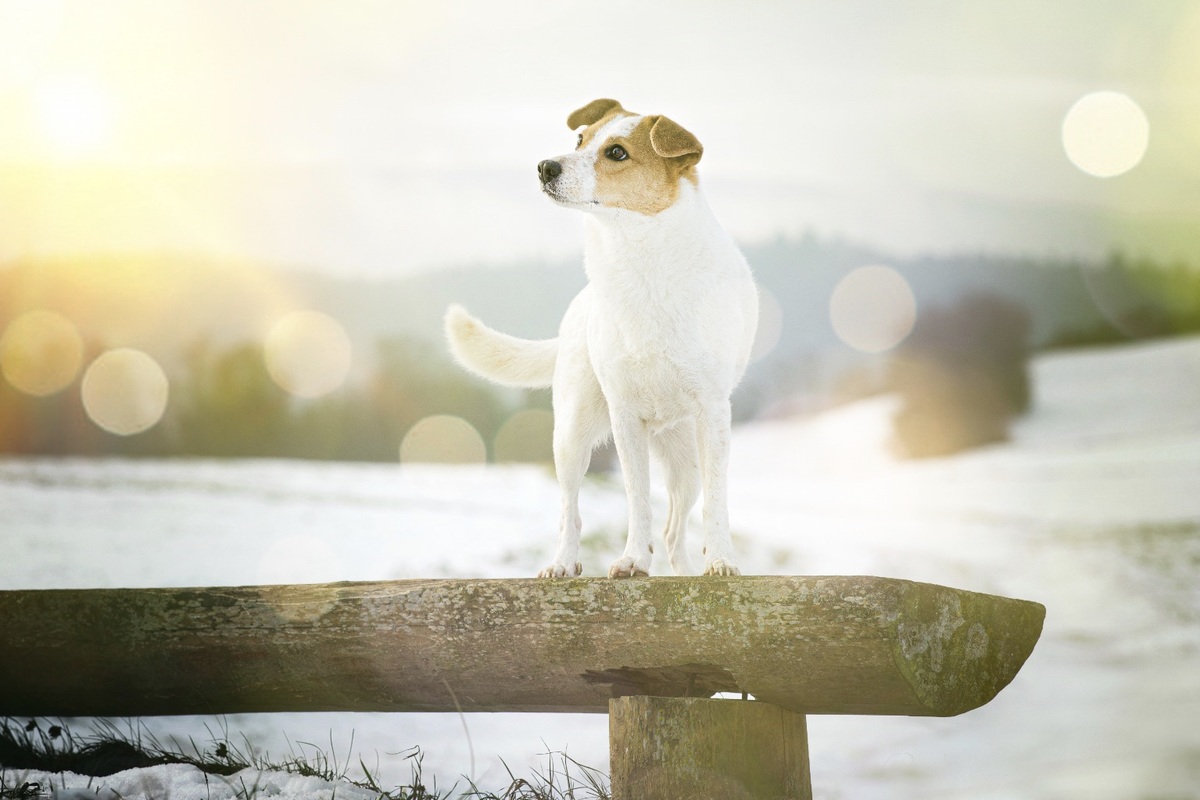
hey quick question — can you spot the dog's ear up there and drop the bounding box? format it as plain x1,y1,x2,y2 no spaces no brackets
567,98,624,130
649,116,703,165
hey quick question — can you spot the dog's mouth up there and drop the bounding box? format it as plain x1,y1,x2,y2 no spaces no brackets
541,185,599,208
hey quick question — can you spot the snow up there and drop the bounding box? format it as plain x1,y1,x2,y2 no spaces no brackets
8,764,382,800
2,335,1199,799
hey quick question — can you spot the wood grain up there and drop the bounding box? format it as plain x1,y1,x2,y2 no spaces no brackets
609,697,812,800
0,576,1044,717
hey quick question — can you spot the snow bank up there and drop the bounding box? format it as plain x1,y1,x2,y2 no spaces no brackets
2,335,1198,799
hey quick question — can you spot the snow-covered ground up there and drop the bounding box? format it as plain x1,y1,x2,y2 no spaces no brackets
2,336,1199,799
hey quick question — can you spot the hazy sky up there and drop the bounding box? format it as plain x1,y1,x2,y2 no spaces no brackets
1,0,1199,276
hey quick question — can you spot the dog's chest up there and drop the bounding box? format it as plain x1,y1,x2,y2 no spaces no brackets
587,272,727,421
579,192,755,423
593,340,699,427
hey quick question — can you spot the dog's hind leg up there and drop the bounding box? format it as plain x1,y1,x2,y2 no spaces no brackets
653,420,700,576
696,401,741,576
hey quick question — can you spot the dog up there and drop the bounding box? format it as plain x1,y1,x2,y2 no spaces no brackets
445,98,758,578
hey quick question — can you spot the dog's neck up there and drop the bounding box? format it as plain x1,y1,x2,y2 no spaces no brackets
582,179,732,282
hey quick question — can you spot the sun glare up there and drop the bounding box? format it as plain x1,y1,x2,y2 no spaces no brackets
36,76,114,157
1062,91,1149,178
0,1,63,88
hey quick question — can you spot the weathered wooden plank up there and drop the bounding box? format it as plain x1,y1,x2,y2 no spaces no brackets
609,697,812,800
0,576,1044,717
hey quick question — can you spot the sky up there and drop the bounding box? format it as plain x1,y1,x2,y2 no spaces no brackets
1,0,1199,277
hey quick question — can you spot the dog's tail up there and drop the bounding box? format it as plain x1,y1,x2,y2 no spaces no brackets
444,304,558,388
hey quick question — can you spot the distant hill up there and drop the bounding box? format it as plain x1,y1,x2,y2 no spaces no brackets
279,235,1191,405
3,236,1195,404
287,234,1170,348
3,239,1197,460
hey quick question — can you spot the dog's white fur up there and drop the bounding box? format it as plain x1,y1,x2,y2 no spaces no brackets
445,99,757,578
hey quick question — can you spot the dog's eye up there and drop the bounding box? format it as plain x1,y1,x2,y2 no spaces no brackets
605,144,629,162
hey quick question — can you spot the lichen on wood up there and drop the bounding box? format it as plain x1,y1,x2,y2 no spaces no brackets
0,576,1044,718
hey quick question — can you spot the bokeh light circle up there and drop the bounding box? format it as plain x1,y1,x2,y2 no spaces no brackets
1062,91,1149,178
0,309,84,396
829,266,917,354
494,408,554,463
400,414,487,464
81,348,169,435
264,311,353,398
750,287,784,362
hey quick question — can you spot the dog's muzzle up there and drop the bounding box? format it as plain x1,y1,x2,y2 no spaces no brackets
538,159,562,185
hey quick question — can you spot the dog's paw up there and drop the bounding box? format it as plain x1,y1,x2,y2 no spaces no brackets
702,558,741,577
608,555,651,579
538,562,582,579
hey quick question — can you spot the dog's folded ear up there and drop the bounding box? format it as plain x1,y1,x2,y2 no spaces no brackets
567,98,625,130
649,116,703,164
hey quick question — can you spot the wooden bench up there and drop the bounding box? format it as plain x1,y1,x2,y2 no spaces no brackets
0,576,1044,799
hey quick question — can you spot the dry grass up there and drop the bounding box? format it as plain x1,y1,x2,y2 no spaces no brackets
0,718,608,800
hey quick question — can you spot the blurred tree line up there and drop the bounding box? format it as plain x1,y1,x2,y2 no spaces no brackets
0,334,552,462
1043,252,1200,346
2,250,1198,462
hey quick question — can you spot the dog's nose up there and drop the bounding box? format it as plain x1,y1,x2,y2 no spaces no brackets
538,159,562,184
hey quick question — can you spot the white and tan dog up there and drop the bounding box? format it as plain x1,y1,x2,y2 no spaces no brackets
445,98,758,578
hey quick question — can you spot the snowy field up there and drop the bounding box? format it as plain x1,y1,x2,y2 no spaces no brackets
2,336,1199,799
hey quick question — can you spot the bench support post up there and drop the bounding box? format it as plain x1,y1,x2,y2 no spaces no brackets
609,696,812,800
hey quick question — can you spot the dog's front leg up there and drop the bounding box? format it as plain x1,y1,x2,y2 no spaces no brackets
696,402,741,576
539,388,608,578
609,413,654,578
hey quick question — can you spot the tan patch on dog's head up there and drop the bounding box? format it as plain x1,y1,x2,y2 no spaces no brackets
566,99,703,216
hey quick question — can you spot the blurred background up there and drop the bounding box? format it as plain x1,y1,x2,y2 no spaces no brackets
1,2,1199,798
1,0,1199,460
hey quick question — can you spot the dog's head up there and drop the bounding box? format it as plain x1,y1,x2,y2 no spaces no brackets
537,99,703,216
